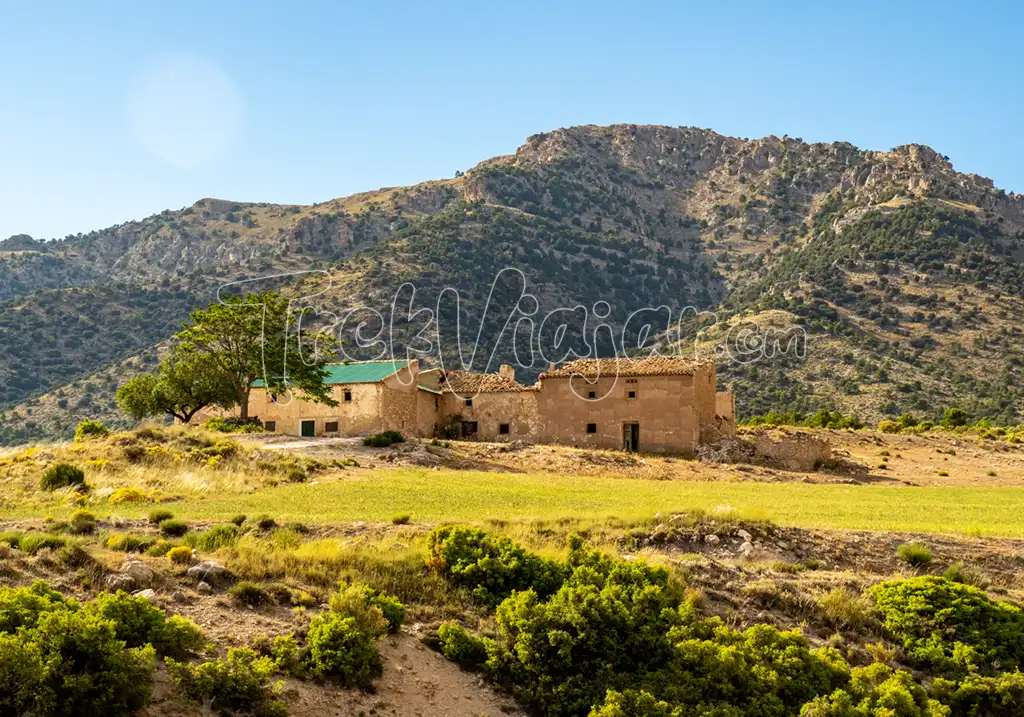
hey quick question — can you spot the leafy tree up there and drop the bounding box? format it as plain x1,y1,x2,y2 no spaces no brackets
174,291,337,420
116,353,236,424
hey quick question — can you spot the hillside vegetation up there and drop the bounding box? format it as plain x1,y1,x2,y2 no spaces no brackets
5,126,1024,443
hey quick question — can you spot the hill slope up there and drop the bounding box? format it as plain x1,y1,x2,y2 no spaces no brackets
4,125,1024,443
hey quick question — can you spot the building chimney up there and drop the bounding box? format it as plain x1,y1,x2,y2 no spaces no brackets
548,363,556,372
498,364,514,381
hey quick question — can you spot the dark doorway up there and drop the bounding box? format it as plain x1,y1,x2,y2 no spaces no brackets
301,420,316,437
461,421,479,438
623,423,639,452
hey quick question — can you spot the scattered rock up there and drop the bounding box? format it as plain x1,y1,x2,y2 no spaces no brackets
133,589,157,601
196,581,213,594
187,560,230,585
105,573,136,591
705,534,720,545
117,559,155,589
737,529,752,542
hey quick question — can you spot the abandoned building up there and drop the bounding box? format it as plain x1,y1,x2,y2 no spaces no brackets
198,356,735,456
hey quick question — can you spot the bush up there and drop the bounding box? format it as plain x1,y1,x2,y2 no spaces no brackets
230,514,247,526
167,546,194,565
108,487,150,504
941,407,969,428
930,670,1024,717
228,581,274,608
819,586,872,630
184,524,238,552
159,519,189,537
145,540,177,557
40,463,86,491
305,612,383,689
437,621,490,667
85,590,205,658
878,420,900,434
167,647,283,714
202,417,265,434
426,525,566,607
799,663,947,716
0,590,156,717
391,514,411,525
869,576,1024,675
942,561,989,588
363,433,395,447
252,514,278,530
327,582,404,634
148,509,174,525
897,542,934,567
68,509,97,535
105,533,157,553
74,419,110,443
18,533,67,554
0,632,48,715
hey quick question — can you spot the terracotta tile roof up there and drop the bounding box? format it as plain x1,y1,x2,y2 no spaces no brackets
540,356,706,379
439,370,536,394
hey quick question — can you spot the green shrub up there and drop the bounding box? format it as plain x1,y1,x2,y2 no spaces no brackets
68,509,97,535
40,463,86,491
25,606,155,716
362,433,395,447
870,576,1024,675
897,542,934,567
159,519,189,538
167,546,194,565
105,533,157,553
0,632,48,716
254,633,305,676
878,420,900,434
819,586,872,630
930,669,1024,717
18,533,67,554
391,514,411,525
167,647,282,714
799,663,947,716
942,561,989,588
147,509,174,525
426,525,566,607
305,612,383,689
941,407,969,428
228,581,274,608
184,524,238,552
74,419,110,443
85,590,205,658
141,540,172,557
252,514,277,530
201,417,266,434
437,621,490,667
0,580,74,633
230,514,247,526
589,690,678,717
329,582,405,635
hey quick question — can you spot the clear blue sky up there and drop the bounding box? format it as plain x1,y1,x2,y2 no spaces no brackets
2,0,1021,240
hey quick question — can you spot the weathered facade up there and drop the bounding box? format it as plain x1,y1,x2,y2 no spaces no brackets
199,356,735,456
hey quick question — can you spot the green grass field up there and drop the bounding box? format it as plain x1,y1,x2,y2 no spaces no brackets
103,468,1024,537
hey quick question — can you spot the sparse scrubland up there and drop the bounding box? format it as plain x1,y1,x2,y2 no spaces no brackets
2,424,1024,716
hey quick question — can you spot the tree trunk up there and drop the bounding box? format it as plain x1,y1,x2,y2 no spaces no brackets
239,391,250,421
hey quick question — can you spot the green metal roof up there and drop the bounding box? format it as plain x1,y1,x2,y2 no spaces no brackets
253,360,409,387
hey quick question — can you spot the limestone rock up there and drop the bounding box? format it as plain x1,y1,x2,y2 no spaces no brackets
187,560,230,585
133,589,157,601
118,559,155,589
705,534,720,545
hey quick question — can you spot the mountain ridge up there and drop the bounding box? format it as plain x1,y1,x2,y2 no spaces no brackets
3,124,1024,444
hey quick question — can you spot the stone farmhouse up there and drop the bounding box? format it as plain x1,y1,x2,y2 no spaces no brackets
202,356,735,456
